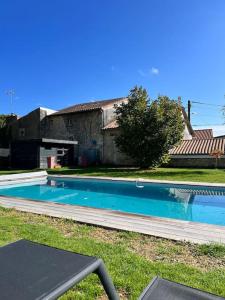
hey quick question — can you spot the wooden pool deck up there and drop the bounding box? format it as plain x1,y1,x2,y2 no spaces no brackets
1,195,225,245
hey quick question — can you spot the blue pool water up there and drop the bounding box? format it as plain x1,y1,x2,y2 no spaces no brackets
1,177,225,226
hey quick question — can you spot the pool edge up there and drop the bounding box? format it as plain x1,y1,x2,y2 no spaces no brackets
1,195,225,245
49,174,225,188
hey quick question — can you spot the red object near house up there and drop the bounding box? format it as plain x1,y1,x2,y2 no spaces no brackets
47,156,56,169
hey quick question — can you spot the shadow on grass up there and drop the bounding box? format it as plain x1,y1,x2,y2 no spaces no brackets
48,166,208,178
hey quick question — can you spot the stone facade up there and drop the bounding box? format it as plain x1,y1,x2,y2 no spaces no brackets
10,107,56,141
42,102,133,165
102,128,134,165
44,110,103,161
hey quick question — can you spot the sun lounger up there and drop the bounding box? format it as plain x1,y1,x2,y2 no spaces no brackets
0,239,119,300
138,276,225,300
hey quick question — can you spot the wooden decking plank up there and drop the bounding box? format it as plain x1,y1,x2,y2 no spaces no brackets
1,195,222,231
1,197,225,236
1,196,225,244
1,201,213,243
1,197,224,239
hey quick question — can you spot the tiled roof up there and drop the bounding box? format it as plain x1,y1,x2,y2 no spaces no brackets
52,97,127,115
102,120,118,130
170,138,225,155
194,129,213,139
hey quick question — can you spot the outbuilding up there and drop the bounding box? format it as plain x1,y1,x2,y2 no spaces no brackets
10,138,78,169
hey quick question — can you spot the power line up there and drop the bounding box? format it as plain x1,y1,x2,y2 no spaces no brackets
192,124,224,126
191,113,222,117
191,101,224,108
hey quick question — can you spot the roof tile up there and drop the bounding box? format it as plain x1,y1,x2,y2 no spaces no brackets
194,129,213,139
52,97,127,116
170,138,225,155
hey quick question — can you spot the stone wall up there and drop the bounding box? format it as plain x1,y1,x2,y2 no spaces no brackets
10,108,49,141
102,129,134,165
168,155,225,168
44,110,104,161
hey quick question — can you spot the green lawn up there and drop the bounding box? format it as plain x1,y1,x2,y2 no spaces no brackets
48,166,225,183
0,207,225,299
0,169,37,175
0,167,225,183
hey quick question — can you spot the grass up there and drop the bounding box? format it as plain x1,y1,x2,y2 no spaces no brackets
0,169,36,175
0,207,225,299
47,166,225,183
0,166,225,183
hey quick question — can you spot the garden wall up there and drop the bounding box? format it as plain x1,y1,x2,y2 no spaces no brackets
168,155,225,168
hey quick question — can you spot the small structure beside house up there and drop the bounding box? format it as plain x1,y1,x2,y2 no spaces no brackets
0,108,78,169
10,139,77,169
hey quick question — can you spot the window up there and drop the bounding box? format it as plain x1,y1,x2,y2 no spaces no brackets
67,119,72,126
57,149,64,155
19,128,25,137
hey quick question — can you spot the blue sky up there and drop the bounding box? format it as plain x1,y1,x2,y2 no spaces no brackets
0,0,225,135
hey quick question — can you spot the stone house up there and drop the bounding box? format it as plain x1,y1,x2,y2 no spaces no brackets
3,97,225,168
42,98,193,166
42,97,131,165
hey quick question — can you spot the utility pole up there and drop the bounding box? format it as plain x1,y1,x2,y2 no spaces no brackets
5,89,15,114
188,100,191,123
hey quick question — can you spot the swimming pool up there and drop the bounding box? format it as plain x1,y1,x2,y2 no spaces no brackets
0,177,225,226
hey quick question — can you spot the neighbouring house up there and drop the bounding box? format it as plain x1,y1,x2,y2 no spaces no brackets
193,129,213,139
1,97,225,168
169,129,225,168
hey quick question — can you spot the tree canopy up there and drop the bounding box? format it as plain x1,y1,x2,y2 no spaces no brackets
115,86,184,168
0,115,13,147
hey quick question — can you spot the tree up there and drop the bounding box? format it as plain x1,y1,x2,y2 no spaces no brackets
0,115,13,147
114,86,184,168
0,115,8,128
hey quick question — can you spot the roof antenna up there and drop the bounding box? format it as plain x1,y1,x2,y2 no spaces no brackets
178,96,182,106
5,89,15,115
